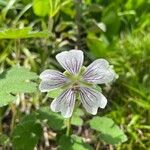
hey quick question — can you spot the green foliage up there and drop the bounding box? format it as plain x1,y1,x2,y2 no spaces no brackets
90,116,127,145
0,0,149,149
102,4,121,37
59,135,93,150
0,134,9,147
33,0,71,17
71,108,84,126
0,67,38,107
0,27,49,39
47,88,63,98
87,34,109,57
71,117,83,126
33,0,50,17
129,98,150,110
12,114,42,150
37,106,64,130
12,107,64,149
0,92,15,107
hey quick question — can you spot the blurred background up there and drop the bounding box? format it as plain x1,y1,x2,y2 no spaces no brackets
0,0,150,149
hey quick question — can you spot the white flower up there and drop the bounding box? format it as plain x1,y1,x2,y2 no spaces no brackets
39,50,116,118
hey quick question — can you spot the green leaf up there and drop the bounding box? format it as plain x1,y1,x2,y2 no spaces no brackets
0,92,15,107
55,21,74,32
59,135,72,150
86,19,106,33
0,134,9,146
0,67,38,107
102,5,120,37
71,136,93,150
73,108,84,117
71,108,84,126
33,0,71,17
37,106,64,130
1,0,16,19
0,27,49,39
88,4,103,13
92,85,102,92
89,116,127,145
71,116,83,126
59,135,93,150
33,0,50,17
130,98,150,110
87,34,109,57
47,88,63,98
12,115,42,150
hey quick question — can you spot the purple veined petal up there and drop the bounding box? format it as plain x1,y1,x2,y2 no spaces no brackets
39,69,68,81
79,87,107,115
50,88,76,118
56,50,84,74
83,59,116,84
39,69,69,92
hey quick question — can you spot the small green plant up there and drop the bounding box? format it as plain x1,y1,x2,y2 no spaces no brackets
0,67,38,107
0,0,149,149
0,51,127,150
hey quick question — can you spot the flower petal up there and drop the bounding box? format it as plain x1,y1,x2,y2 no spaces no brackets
39,69,69,92
83,59,116,84
56,50,84,74
79,87,107,115
50,88,76,118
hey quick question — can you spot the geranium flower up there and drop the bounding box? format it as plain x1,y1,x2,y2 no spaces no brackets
39,50,116,118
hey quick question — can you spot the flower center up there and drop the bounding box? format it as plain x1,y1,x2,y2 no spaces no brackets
72,83,80,92
63,67,92,90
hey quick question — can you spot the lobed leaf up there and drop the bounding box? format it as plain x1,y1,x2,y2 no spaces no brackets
0,67,38,107
12,115,42,150
89,116,127,145
37,106,64,130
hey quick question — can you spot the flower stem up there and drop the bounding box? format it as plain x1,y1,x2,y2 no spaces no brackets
66,117,72,136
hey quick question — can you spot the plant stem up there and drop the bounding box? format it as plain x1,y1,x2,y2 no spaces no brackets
48,16,53,33
15,39,20,64
10,39,20,135
66,117,72,136
10,104,17,135
96,141,100,150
